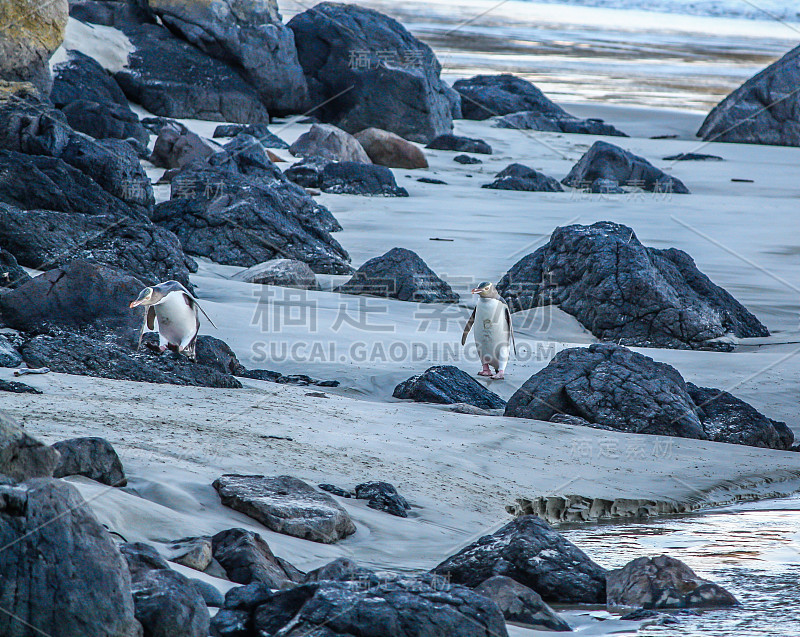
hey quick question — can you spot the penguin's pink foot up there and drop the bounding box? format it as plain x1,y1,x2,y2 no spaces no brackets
491,370,505,380
159,345,168,353
478,364,492,377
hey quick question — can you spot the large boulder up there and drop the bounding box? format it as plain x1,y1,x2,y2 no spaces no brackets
393,365,506,410
289,123,371,163
0,0,68,91
320,161,409,197
121,542,210,637
433,515,607,604
336,247,458,303
62,99,149,147
213,474,356,544
474,576,571,632
0,205,197,288
0,412,60,481
142,0,308,115
562,141,689,194
697,44,800,147
0,478,140,637
288,2,459,143
211,528,304,588
52,437,127,487
233,259,320,290
482,163,563,192
355,127,428,169
606,555,738,609
51,50,131,109
496,222,769,349
115,23,270,124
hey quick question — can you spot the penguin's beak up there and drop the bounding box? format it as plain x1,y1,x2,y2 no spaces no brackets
130,289,153,308
471,287,482,294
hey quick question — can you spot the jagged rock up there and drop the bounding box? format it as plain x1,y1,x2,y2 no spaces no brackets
433,515,607,603
289,2,459,143
607,555,738,609
62,99,149,146
121,542,210,637
426,134,492,154
290,124,371,163
0,411,60,480
320,162,409,197
562,141,689,194
336,247,457,303
0,0,68,92
0,379,41,394
213,123,289,149
0,336,22,367
115,23,270,124
663,153,723,161
164,536,213,571
0,205,197,288
354,481,411,518
354,128,428,169
686,383,794,449
52,436,126,486
142,0,308,116
233,259,320,290
494,111,627,136
51,50,130,108
393,365,506,409
697,45,800,147
211,528,304,588
150,121,215,169
454,154,482,164
474,576,572,632
0,478,140,636
496,222,769,349
482,163,563,192
0,246,30,289
213,475,356,544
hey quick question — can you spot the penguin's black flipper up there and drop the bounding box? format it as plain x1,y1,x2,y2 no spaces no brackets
461,309,476,345
505,306,517,356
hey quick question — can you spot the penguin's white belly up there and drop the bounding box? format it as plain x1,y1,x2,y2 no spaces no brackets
155,293,197,346
474,299,510,366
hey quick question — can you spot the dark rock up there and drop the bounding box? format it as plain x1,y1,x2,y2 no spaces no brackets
52,437,127,486
213,475,356,543
318,484,352,498
482,163,563,192
393,365,506,409
250,585,320,636
284,157,328,188
289,2,459,143
697,45,800,147
241,369,339,388
474,576,571,631
417,177,447,184
354,127,428,169
0,335,22,366
496,222,769,349
190,578,225,607
336,247,457,303
0,205,197,288
304,557,377,583
606,555,738,609
0,412,59,480
0,91,71,157
663,153,723,161
494,110,627,136
454,154,482,164
209,608,249,637
115,23,270,124
51,50,130,109
121,541,210,637
0,246,30,289
67,0,152,28
354,481,410,518
320,162,409,197
233,259,320,290
0,379,41,394
453,74,570,121
221,581,273,611
62,99,149,146
150,121,215,169
686,383,794,449
504,344,708,439
427,133,492,154
211,528,304,588
433,515,607,604
213,123,289,149
164,536,213,571
290,124,371,163
0,478,140,637
142,0,309,116
562,141,689,194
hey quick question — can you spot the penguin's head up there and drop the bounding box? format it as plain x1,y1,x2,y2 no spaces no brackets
471,281,496,297
130,286,163,308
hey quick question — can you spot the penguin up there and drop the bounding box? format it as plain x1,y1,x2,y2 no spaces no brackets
461,281,516,380
129,281,216,361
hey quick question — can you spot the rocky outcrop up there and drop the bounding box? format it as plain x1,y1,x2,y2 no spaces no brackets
562,142,689,194
496,222,768,349
393,365,506,409
0,478,140,637
52,437,127,486
606,555,739,609
290,124,371,163
474,576,571,631
320,162,409,197
211,528,304,588
482,163,563,192
355,128,428,169
433,515,607,604
336,247,458,303
233,259,320,290
289,2,459,143
354,481,411,518
0,412,60,481
213,475,357,543
697,44,800,147
426,133,492,154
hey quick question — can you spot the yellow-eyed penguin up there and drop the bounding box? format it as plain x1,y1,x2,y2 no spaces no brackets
461,281,515,380
129,281,216,361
